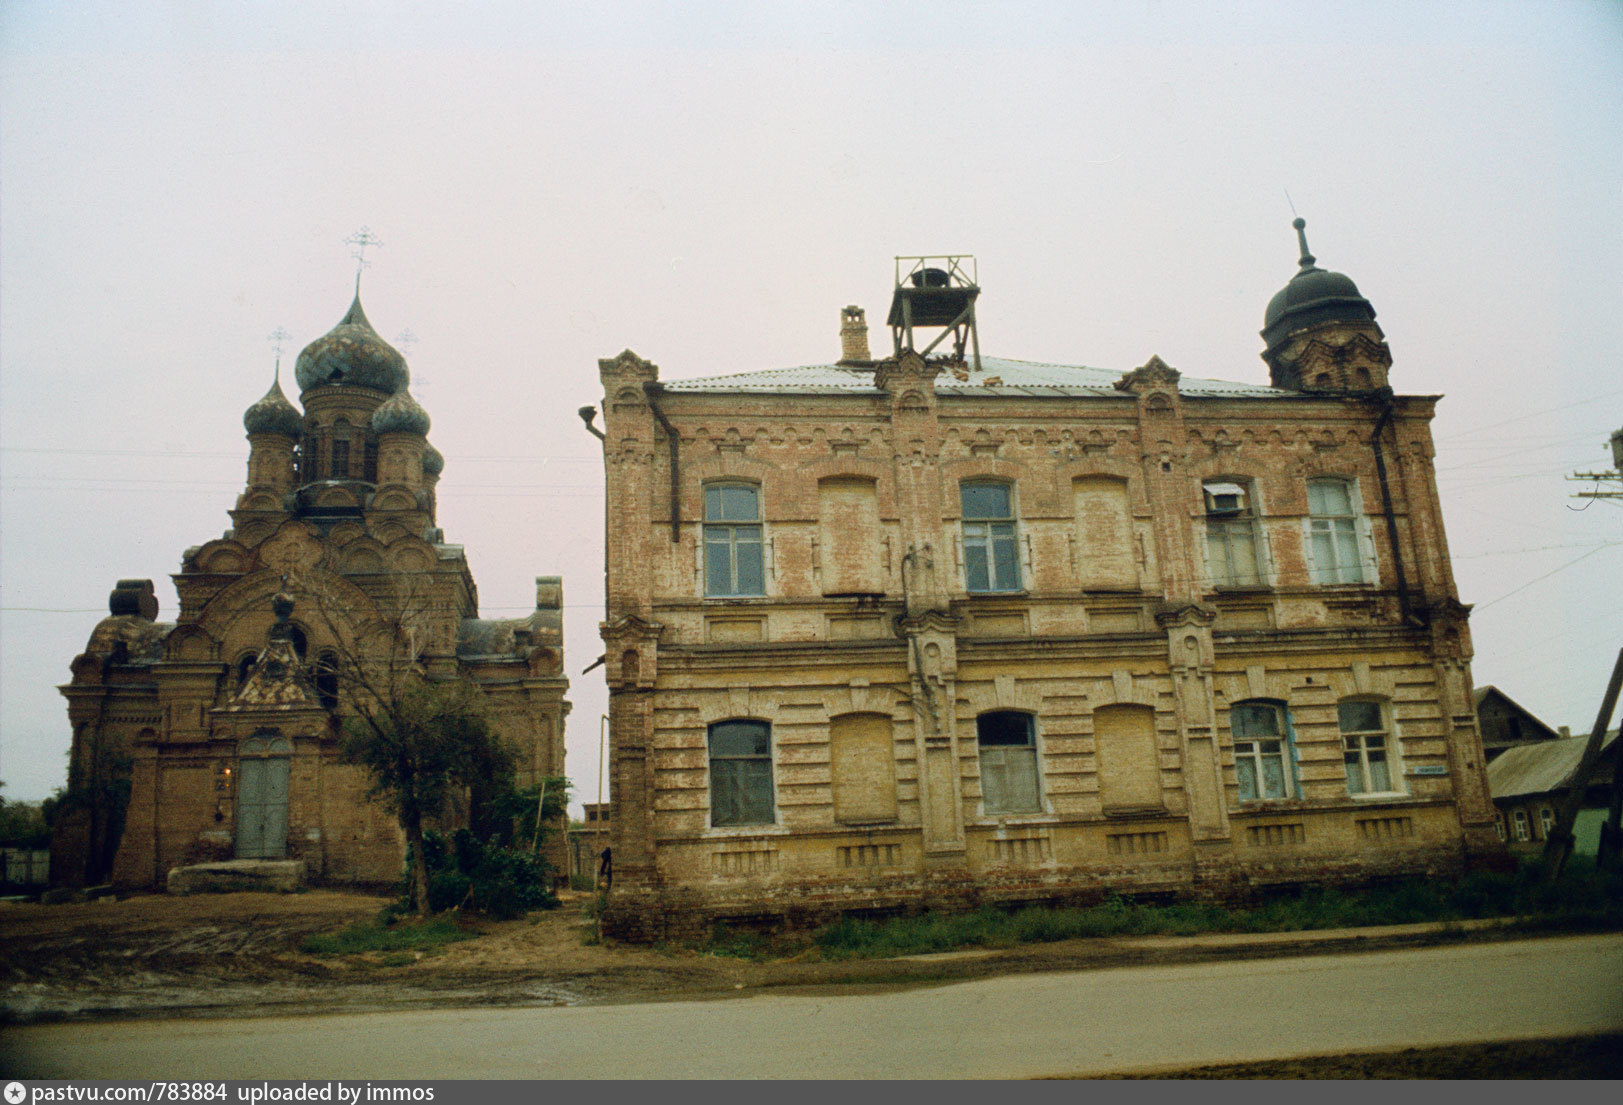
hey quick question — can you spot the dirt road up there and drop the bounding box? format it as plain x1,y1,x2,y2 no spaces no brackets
7,933,1621,1078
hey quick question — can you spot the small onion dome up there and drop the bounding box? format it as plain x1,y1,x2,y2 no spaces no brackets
422,441,445,478
1261,218,1377,352
243,378,304,437
294,294,409,394
371,387,431,435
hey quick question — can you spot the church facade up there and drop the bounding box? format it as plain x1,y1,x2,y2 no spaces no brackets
592,227,1503,940
54,295,570,889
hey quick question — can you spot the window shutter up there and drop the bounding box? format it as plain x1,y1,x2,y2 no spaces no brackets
1356,511,1379,585
1302,517,1320,585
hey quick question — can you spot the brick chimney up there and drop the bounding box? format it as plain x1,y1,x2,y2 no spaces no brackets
839,305,871,364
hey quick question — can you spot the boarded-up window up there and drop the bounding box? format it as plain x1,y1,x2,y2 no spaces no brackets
978,711,1041,814
830,712,896,823
819,477,882,595
1094,704,1161,811
1073,477,1136,589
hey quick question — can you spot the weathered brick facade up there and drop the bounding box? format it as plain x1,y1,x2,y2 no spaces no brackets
594,236,1504,941
54,294,570,890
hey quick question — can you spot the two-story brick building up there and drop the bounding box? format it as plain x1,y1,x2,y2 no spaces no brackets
591,225,1502,940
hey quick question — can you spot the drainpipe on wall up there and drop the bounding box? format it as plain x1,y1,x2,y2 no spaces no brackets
1369,392,1420,627
642,383,682,543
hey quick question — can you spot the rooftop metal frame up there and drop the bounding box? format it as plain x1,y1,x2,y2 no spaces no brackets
889,254,982,371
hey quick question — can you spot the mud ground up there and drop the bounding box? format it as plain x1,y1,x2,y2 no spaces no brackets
0,887,1542,1027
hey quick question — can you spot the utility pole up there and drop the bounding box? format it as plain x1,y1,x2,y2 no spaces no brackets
1566,427,1623,503
1539,647,1623,881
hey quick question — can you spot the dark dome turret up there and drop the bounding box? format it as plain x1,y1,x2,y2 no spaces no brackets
1261,218,1377,353
422,441,445,478
371,387,431,435
294,294,409,395
242,377,303,437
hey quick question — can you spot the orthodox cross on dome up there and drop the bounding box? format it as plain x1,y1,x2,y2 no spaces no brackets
268,326,292,381
398,329,427,392
344,226,383,291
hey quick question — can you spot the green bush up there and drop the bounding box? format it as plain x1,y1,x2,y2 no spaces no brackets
400,828,560,919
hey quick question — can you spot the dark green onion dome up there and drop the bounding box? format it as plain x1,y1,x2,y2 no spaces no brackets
422,441,445,478
243,377,304,437
294,294,409,394
1261,218,1377,351
371,386,431,435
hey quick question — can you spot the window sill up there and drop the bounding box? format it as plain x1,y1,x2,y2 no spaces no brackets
700,824,791,838
1210,585,1273,595
1348,791,1410,801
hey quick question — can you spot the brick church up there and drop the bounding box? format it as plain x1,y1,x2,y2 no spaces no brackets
54,293,570,889
591,223,1504,940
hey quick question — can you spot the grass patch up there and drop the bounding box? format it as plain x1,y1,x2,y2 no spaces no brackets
300,916,476,956
797,861,1623,961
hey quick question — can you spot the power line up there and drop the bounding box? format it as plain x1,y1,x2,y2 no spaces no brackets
1472,544,1616,613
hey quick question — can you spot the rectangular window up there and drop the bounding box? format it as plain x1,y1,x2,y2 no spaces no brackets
1231,701,1295,800
363,440,379,483
1204,481,1263,587
704,484,765,597
709,720,774,827
1539,807,1555,838
1308,478,1365,584
962,481,1022,593
1340,699,1401,796
977,711,1041,814
330,439,350,479
1512,809,1530,841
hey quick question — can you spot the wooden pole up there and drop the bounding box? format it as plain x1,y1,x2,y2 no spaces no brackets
1540,647,1623,881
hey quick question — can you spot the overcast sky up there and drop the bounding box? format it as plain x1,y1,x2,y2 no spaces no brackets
3,1,1620,813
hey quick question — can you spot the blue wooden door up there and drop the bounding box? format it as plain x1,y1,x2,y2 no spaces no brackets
236,756,290,859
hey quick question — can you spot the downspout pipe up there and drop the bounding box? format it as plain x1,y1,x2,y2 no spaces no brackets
642,382,681,543
1369,392,1420,627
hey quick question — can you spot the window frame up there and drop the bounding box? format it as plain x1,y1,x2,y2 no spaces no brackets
1305,477,1369,585
960,480,1023,594
1511,808,1530,841
707,719,776,828
703,482,766,598
1338,697,1405,798
1539,807,1555,838
975,710,1044,816
1203,479,1267,588
1230,700,1298,801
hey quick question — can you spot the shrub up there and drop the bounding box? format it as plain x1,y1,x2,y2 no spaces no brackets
400,828,559,919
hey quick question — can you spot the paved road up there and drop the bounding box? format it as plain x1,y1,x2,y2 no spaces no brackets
6,933,1621,1079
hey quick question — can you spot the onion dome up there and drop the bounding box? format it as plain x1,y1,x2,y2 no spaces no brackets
371,387,431,435
242,377,304,437
294,294,409,394
1262,219,1377,351
422,441,445,478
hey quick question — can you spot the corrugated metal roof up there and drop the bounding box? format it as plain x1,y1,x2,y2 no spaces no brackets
1487,730,1620,799
659,357,1293,399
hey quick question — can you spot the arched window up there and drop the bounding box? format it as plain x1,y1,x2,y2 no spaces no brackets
287,624,308,660
314,650,340,712
235,652,257,688
1511,809,1530,841
330,419,352,479
961,481,1021,593
1339,698,1402,795
709,720,774,826
1307,478,1365,584
977,710,1041,814
362,438,379,482
704,483,764,597
1230,700,1296,800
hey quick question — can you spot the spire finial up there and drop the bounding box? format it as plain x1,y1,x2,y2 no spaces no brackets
1292,217,1316,270
268,326,292,384
344,226,383,291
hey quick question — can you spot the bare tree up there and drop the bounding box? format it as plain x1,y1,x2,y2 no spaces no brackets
286,572,510,917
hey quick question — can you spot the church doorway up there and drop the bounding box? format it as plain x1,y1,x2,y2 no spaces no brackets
236,733,291,859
